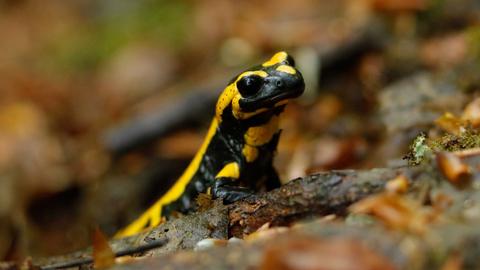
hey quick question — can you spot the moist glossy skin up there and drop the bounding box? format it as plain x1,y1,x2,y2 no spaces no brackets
116,52,305,237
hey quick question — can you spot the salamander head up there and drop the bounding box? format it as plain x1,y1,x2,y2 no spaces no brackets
216,52,305,121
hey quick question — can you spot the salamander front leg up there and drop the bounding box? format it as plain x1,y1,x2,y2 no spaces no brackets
266,166,281,190
211,177,254,204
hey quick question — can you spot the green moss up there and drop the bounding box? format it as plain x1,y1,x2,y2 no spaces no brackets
430,127,480,152
406,127,480,165
404,133,433,165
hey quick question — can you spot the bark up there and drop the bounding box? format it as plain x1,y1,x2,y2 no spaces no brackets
228,168,407,237
28,153,480,270
109,222,480,270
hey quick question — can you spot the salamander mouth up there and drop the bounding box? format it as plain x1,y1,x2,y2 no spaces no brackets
262,88,303,106
239,85,304,112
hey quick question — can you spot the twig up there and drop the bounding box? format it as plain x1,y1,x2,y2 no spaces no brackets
40,238,168,270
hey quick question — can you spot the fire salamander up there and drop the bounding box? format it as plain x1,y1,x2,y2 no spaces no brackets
116,52,305,237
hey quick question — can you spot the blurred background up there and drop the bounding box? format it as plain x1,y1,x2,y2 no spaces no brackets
0,0,479,259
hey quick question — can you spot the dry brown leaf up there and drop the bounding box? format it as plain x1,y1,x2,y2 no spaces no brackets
92,227,115,269
435,112,466,135
260,235,395,270
436,152,472,186
385,174,409,194
461,97,480,128
245,222,288,242
350,193,433,234
431,192,454,212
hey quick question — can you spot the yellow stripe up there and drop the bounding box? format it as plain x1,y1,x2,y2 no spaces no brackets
157,118,219,205
114,202,162,237
116,118,219,237
215,84,237,122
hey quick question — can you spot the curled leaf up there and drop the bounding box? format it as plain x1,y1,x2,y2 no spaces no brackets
435,112,466,135
436,152,472,186
245,223,288,241
260,235,395,270
461,97,480,128
93,227,115,269
385,174,409,194
350,193,433,234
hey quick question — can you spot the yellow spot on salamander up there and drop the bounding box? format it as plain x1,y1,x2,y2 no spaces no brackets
242,116,279,163
262,52,288,67
242,144,259,162
244,116,279,146
116,118,220,238
215,162,240,179
276,65,296,75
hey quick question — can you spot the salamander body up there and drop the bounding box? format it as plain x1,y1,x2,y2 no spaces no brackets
117,52,305,237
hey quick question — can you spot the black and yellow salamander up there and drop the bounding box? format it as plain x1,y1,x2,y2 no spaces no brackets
116,51,305,237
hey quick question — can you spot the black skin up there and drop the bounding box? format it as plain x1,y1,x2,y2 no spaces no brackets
115,53,304,237
161,55,304,216
162,106,284,215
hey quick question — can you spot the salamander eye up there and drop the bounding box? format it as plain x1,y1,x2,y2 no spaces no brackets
237,75,263,97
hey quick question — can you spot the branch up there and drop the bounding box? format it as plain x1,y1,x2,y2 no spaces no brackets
39,238,167,270
229,168,407,236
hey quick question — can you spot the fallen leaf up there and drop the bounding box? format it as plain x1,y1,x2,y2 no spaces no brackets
245,222,288,241
435,112,466,135
436,152,472,186
350,193,433,234
385,174,409,194
260,235,395,270
461,97,480,127
431,192,453,212
93,227,115,269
